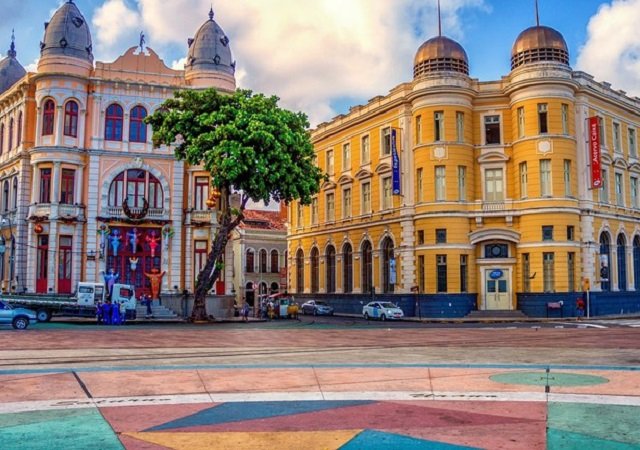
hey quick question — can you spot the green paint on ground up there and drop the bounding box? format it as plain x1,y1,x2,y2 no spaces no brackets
0,408,123,450
490,371,608,387
547,402,640,447
547,428,640,450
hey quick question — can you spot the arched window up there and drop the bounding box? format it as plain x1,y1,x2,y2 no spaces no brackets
0,123,4,154
64,101,79,137
617,234,627,291
361,241,373,294
326,245,336,293
105,104,123,141
342,243,352,293
296,249,304,294
245,249,254,273
381,237,395,293
270,249,279,273
2,180,9,212
310,247,319,293
16,112,22,148
129,106,147,143
108,169,164,209
259,249,267,273
12,178,17,210
42,99,55,135
270,282,279,293
634,236,640,291
600,233,611,291
8,118,13,150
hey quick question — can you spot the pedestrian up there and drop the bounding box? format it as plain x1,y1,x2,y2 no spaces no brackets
242,301,250,322
145,294,153,318
112,300,121,325
96,300,103,325
576,297,586,320
119,300,127,325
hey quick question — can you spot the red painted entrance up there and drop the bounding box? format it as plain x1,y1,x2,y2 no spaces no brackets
58,236,72,294
105,226,162,298
36,235,48,293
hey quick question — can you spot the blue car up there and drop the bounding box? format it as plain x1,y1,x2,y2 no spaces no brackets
0,300,38,329
301,300,334,316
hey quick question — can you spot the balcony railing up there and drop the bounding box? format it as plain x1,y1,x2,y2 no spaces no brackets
480,200,513,212
106,206,165,218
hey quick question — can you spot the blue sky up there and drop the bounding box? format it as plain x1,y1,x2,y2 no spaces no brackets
2,1,639,125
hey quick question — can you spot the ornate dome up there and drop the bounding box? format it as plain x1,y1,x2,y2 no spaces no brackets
0,36,26,95
186,8,235,77
414,36,469,78
40,0,93,63
511,25,568,70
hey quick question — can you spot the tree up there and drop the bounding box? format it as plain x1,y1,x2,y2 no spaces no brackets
146,88,324,321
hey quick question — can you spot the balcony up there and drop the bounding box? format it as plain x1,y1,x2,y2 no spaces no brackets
187,209,215,225
106,206,166,219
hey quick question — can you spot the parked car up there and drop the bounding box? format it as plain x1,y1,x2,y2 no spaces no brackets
363,301,404,321
0,300,38,329
301,300,334,316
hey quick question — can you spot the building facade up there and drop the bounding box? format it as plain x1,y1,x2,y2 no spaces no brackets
288,23,640,317
0,2,237,303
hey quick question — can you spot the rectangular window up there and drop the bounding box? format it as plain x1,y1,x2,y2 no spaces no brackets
326,149,334,175
517,106,525,138
39,168,51,203
631,177,638,208
326,192,335,222
194,176,209,210
194,241,208,285
435,166,446,201
564,159,572,197
296,204,303,227
542,225,554,241
567,225,575,241
458,166,466,201
382,176,392,210
460,254,468,293
520,162,528,198
436,255,447,293
311,197,318,224
381,127,392,156
434,111,444,142
361,181,371,214
543,252,555,292
342,143,351,171
415,115,422,144
598,116,605,148
540,159,552,196
60,169,75,204
343,187,351,219
615,172,624,206
456,111,464,143
436,229,447,244
561,103,569,135
522,253,530,292
630,128,637,158
484,115,501,144
361,135,370,164
600,169,609,203
568,252,576,292
418,255,425,293
417,230,424,245
485,168,504,202
538,103,548,134
416,168,423,202
613,122,622,153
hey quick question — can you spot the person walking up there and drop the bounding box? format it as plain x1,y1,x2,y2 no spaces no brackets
576,297,586,320
242,301,250,322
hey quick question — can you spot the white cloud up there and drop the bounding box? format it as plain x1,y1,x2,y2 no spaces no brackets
92,0,142,60
576,0,640,97
90,0,487,125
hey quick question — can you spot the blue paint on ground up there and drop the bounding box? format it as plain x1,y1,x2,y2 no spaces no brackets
341,429,479,449
148,400,374,431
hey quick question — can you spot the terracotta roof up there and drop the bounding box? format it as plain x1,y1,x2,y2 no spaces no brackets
239,209,285,231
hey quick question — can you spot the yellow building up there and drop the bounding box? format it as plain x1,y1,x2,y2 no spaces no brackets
288,23,640,317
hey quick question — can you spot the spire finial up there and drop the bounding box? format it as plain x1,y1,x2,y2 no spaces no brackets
437,0,442,36
209,6,214,21
8,29,16,58
535,0,540,26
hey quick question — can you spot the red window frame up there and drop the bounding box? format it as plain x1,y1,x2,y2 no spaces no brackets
64,101,78,137
36,235,49,293
270,249,279,273
129,106,147,143
42,100,55,136
60,169,75,204
105,104,123,141
194,240,208,285
40,168,52,204
58,236,73,294
194,176,209,210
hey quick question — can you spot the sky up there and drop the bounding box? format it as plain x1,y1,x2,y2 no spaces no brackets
1,0,639,127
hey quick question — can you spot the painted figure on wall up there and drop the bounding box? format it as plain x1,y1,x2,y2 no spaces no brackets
103,268,120,298
129,257,139,271
146,230,160,258
144,267,165,300
98,224,110,256
127,228,142,253
109,229,122,256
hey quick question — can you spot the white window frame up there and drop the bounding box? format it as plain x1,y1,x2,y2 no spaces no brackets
311,197,318,224
381,127,392,156
456,111,464,143
381,176,392,210
415,115,422,144
631,176,638,209
561,103,569,135
326,192,335,222
361,181,371,214
434,111,444,142
629,128,637,158
540,159,552,197
361,134,370,164
538,103,548,134
296,203,303,227
613,122,622,153
343,187,352,219
598,116,606,150
326,149,334,176
435,166,446,201
600,168,609,203
458,166,466,201
520,162,528,199
482,113,502,145
484,167,504,202
342,142,351,171
615,171,624,206
517,106,525,139
564,159,572,197
416,168,423,203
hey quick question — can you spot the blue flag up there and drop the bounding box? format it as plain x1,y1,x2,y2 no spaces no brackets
391,129,401,195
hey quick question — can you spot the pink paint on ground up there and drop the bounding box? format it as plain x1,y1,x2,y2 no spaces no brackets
101,403,218,432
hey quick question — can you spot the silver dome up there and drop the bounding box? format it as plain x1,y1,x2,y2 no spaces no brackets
0,37,26,94
186,8,235,76
40,0,93,63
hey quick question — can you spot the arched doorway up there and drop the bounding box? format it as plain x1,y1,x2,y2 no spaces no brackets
600,233,611,291
361,241,372,293
326,245,336,293
342,243,353,293
381,237,395,293
310,247,319,293
296,249,304,293
617,234,627,291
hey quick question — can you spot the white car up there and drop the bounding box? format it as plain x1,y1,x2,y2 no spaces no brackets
363,301,404,321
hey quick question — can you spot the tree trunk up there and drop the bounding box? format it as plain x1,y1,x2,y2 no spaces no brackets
190,192,246,322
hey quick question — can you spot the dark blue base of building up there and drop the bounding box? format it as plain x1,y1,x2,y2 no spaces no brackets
518,291,640,318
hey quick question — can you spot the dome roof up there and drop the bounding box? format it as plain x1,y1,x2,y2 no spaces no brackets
186,8,235,76
40,0,93,63
414,36,469,78
0,38,26,95
511,25,568,70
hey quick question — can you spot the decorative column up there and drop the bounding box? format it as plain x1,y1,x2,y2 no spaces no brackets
34,106,42,148
51,162,61,204
54,106,64,146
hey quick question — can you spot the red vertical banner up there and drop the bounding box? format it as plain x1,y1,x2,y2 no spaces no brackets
589,117,602,189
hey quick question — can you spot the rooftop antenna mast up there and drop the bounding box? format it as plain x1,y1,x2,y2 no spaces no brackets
438,0,442,36
535,0,540,26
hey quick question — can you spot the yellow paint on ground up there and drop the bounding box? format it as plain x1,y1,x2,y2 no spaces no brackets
123,430,362,450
